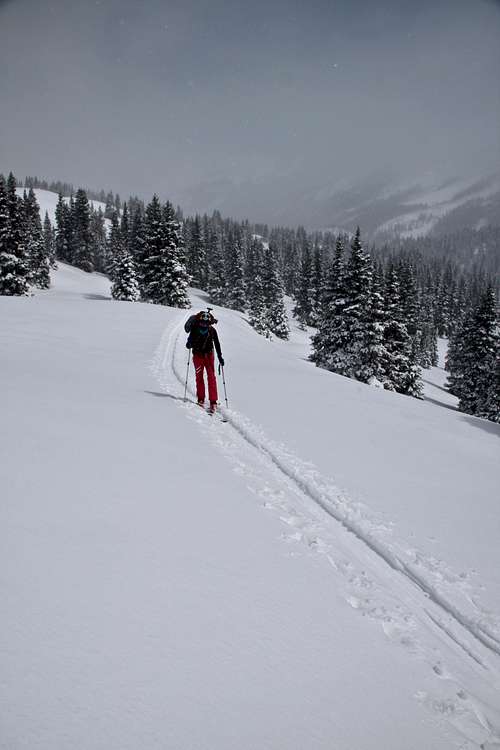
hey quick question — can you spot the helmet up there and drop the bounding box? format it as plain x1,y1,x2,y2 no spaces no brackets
199,311,211,323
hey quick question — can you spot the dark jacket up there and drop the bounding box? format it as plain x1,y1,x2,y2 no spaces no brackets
185,317,223,359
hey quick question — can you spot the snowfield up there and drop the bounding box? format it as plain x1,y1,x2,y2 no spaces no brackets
15,187,109,225
1,265,499,750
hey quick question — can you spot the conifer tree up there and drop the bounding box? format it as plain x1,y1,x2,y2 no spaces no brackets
140,195,163,301
129,205,146,275
310,240,323,326
43,212,56,268
293,241,315,328
246,238,270,336
207,226,226,306
0,174,29,296
111,245,139,302
187,215,207,289
107,212,122,281
479,351,500,423
104,191,115,219
417,292,438,368
72,189,93,272
65,195,75,264
24,188,50,288
140,196,190,307
120,201,130,251
6,173,25,257
448,285,499,419
356,260,386,385
263,243,289,339
336,227,373,378
89,208,107,273
280,230,300,297
162,200,191,308
382,266,423,397
310,235,346,366
224,228,247,311
54,194,69,262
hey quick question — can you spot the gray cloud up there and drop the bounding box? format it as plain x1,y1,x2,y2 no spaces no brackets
1,0,499,224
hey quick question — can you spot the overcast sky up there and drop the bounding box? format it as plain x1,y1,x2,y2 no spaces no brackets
1,0,499,218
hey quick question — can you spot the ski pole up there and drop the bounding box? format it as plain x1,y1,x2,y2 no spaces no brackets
220,364,229,408
183,351,191,402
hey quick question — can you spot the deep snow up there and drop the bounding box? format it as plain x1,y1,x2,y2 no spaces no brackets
15,187,110,230
1,265,499,750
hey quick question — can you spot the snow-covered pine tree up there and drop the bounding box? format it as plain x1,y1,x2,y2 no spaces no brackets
161,200,191,308
246,238,270,337
0,174,29,296
129,205,146,273
55,193,69,262
24,188,50,288
382,265,423,397
111,245,139,302
276,228,300,298
120,201,130,252
310,235,346,367
107,212,122,281
399,260,419,339
479,347,500,423
445,311,468,395
65,195,75,264
43,212,56,268
187,215,207,289
72,189,93,272
310,239,323,326
89,208,107,273
356,260,386,386
6,173,25,257
140,196,190,307
417,291,438,368
450,285,499,419
263,242,289,339
319,227,372,378
104,191,115,220
206,226,226,305
293,240,315,328
339,227,374,380
224,228,247,311
140,195,163,302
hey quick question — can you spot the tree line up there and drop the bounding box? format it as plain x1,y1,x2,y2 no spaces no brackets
1,172,498,422
0,173,53,295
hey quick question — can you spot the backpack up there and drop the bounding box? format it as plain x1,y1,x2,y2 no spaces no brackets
185,311,217,350
187,323,214,353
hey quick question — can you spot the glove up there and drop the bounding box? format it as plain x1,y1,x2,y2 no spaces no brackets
219,358,225,367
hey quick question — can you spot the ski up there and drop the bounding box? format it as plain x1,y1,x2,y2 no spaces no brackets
206,405,228,423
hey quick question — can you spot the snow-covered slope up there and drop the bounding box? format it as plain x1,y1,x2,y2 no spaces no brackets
1,267,499,749
15,187,108,223
373,174,500,238
180,169,500,237
315,172,500,239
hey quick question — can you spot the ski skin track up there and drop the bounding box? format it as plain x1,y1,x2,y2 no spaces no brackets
164,318,500,663
152,314,500,746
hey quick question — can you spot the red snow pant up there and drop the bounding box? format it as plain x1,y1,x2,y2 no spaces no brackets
193,352,218,404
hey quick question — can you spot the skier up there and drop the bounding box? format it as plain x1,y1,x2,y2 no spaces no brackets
185,310,225,412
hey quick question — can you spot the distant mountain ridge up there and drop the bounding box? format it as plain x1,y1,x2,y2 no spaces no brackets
179,169,500,239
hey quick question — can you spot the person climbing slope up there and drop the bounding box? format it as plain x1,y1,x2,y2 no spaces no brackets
184,310,224,412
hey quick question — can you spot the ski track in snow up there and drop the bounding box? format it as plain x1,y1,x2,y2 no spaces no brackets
152,316,500,749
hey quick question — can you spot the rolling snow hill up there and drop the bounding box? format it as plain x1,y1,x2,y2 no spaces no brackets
15,187,109,225
1,265,500,750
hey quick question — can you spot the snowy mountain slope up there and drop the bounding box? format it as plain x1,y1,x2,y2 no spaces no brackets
15,187,108,223
180,169,500,237
1,266,500,749
373,173,500,239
